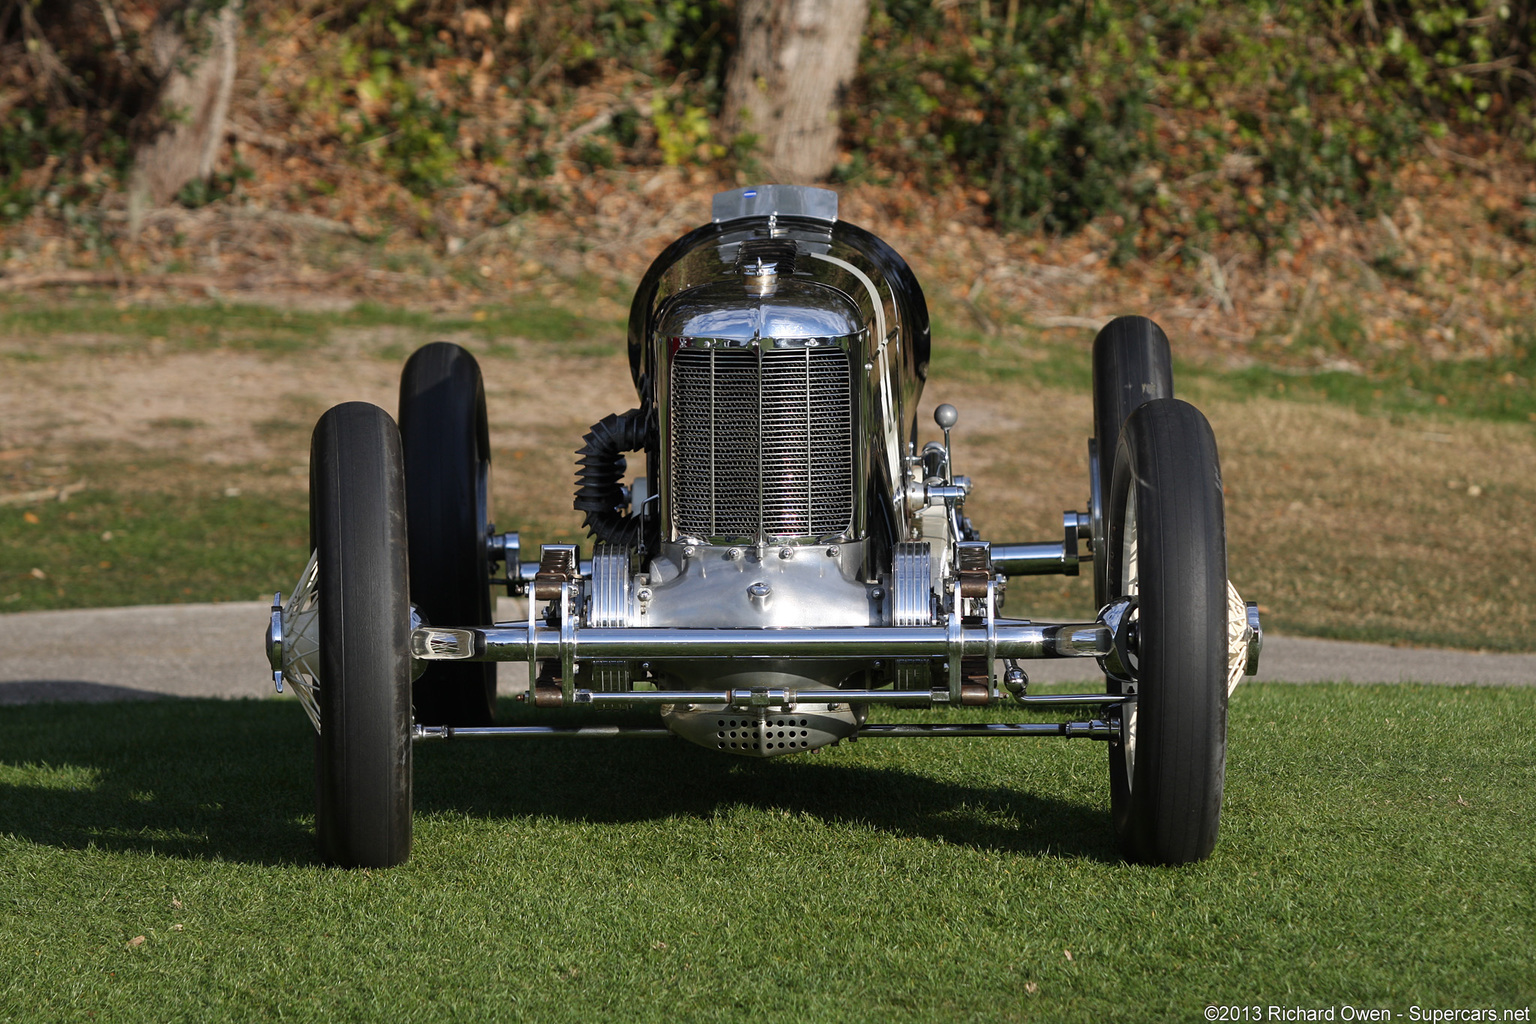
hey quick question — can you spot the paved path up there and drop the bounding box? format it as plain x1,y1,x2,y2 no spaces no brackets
1,601,1531,705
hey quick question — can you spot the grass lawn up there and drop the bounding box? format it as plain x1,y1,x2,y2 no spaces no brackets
0,484,308,610
2,683,1532,1022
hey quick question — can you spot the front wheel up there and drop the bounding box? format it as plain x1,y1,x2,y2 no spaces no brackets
312,402,413,868
1105,398,1227,866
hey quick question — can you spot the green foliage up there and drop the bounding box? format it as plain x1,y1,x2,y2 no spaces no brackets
284,0,739,199
0,0,158,223
576,136,616,170
348,72,462,196
865,2,1157,236
3,0,1533,246
0,107,75,222
598,0,733,105
1345,0,1536,130
858,0,1534,252
1491,192,1536,245
291,13,466,197
173,154,254,209
1147,2,1420,249
650,95,720,167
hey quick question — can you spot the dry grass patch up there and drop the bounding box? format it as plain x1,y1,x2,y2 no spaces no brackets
899,382,1536,650
1212,398,1536,650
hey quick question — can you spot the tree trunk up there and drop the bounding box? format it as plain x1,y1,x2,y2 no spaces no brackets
724,0,869,183
127,0,241,232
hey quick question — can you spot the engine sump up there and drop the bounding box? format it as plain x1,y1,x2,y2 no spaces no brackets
661,704,864,757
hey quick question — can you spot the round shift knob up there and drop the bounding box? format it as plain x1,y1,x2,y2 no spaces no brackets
934,404,959,429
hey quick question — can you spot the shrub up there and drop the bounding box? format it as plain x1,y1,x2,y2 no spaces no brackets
854,0,1534,254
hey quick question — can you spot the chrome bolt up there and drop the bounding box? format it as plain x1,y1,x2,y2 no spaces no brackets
636,587,654,603
727,547,743,561
778,547,794,560
826,545,840,558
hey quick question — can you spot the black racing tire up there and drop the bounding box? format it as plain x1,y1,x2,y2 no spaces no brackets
311,402,413,868
399,342,496,727
1091,316,1173,611
1104,398,1227,866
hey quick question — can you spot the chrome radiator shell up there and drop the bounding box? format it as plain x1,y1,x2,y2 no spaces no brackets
630,200,932,554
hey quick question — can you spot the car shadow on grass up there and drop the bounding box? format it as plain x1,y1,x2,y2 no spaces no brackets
413,702,1120,863
0,698,315,866
0,698,1119,866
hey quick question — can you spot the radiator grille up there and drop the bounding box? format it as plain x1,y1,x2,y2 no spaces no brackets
670,346,853,540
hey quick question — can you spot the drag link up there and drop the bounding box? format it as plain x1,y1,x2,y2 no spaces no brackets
854,720,1117,740
413,724,674,741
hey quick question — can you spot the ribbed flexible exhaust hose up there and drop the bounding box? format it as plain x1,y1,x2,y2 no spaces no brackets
574,408,648,548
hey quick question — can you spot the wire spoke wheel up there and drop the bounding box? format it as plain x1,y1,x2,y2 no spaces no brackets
1105,398,1228,866
1117,486,1140,786
277,550,321,734
311,402,413,869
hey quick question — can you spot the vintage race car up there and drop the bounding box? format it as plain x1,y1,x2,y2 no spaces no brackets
266,185,1261,869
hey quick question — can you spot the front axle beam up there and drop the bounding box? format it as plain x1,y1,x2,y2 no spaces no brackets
410,619,1113,665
